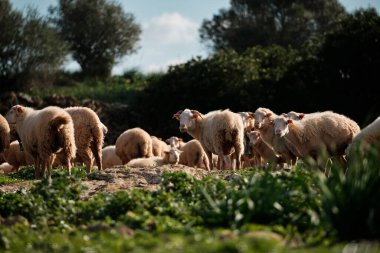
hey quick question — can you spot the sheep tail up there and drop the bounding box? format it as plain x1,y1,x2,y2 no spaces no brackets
48,115,76,162
90,125,103,170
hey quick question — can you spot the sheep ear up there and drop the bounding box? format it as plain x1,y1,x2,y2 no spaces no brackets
15,105,23,113
287,119,293,124
178,138,183,142
173,110,182,120
191,110,202,119
298,114,305,120
266,113,272,118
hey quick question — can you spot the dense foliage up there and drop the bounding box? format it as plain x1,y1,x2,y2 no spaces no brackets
200,0,347,52
0,0,68,91
49,0,141,79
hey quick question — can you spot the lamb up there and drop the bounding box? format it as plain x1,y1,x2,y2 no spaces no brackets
1,140,33,171
165,136,186,149
238,112,255,132
346,116,380,157
246,131,284,168
126,147,181,167
0,114,10,153
0,162,14,174
151,136,170,157
63,107,105,173
178,139,210,170
173,109,244,170
115,127,153,164
273,112,360,166
101,145,123,169
5,105,76,181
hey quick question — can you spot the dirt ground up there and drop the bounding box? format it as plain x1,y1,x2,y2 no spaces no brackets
0,165,214,197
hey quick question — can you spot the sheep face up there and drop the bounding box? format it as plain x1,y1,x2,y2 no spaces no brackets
5,105,25,124
166,136,182,148
285,111,304,121
174,109,201,133
254,111,272,129
165,148,181,164
274,117,292,137
247,131,261,145
239,112,255,132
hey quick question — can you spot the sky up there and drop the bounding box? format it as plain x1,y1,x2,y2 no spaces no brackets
11,0,380,75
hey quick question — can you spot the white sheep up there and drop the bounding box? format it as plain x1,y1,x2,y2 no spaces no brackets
346,116,380,157
165,136,186,149
0,114,10,153
126,147,181,167
5,105,76,181
101,145,123,169
115,127,153,164
178,139,210,170
151,136,170,157
254,107,277,129
173,109,244,170
64,107,105,173
273,112,360,166
1,140,33,171
238,112,255,132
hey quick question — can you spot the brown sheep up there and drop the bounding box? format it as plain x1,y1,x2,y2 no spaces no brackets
151,136,170,157
179,139,210,170
5,105,76,181
2,140,33,172
102,145,123,169
115,127,153,164
0,114,10,153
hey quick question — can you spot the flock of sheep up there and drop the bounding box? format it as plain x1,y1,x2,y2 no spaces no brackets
0,104,379,182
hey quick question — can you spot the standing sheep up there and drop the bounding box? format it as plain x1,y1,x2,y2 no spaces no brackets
346,116,380,157
126,147,181,167
173,109,244,170
273,112,360,166
5,105,76,181
2,140,33,172
102,145,123,169
0,114,10,153
64,107,105,173
179,139,210,170
115,127,153,164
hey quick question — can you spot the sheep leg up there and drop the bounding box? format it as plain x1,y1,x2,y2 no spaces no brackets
206,151,213,170
234,146,242,171
91,141,102,171
41,159,47,178
34,157,40,180
47,156,54,184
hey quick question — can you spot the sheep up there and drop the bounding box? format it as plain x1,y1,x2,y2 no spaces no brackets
273,112,360,166
254,107,277,129
126,147,181,167
238,112,255,132
246,131,284,168
283,111,332,121
5,105,76,181
151,136,170,157
0,114,10,153
115,127,153,164
178,139,210,170
63,107,105,173
173,109,244,170
102,145,123,169
165,136,186,149
0,162,15,174
1,140,33,171
346,116,380,157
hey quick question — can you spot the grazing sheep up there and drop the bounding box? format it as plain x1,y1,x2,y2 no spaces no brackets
178,139,210,170
346,116,380,157
0,162,15,174
165,136,186,149
0,114,10,153
5,105,76,181
2,141,33,171
64,107,105,173
173,109,244,170
151,136,170,157
102,145,123,169
246,131,284,168
115,127,153,164
126,147,181,167
273,112,360,166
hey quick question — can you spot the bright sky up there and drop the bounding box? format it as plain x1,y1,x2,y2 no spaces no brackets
11,0,380,75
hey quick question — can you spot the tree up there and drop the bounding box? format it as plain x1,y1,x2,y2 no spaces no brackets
0,0,68,91
200,0,347,53
50,0,141,78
